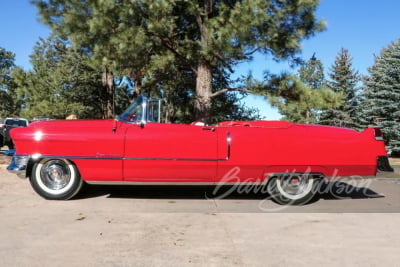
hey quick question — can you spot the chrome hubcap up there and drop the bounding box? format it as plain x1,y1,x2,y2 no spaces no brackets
40,160,71,190
279,175,309,196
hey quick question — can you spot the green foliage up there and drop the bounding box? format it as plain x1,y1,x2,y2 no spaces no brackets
32,0,324,122
298,54,325,89
13,35,104,120
0,48,15,89
151,64,261,123
319,48,360,128
0,47,23,118
357,40,400,153
211,92,262,123
260,56,341,124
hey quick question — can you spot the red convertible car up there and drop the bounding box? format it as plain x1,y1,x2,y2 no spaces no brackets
7,95,392,204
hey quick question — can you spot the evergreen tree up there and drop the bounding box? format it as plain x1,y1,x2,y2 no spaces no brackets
320,48,360,128
33,0,324,121
0,47,22,117
149,62,262,123
357,40,400,153
13,35,104,119
261,56,341,124
299,54,325,90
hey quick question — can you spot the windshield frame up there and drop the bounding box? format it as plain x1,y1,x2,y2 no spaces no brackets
118,95,161,124
118,95,148,124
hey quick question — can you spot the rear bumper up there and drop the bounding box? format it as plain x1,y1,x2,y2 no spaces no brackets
377,156,394,172
7,155,30,179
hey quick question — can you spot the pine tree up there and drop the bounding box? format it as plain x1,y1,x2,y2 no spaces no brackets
320,48,360,128
357,40,400,154
262,56,341,124
13,35,104,119
0,47,22,118
33,0,324,122
298,54,325,90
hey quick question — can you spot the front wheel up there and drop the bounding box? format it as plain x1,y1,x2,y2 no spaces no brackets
30,159,83,200
267,174,322,205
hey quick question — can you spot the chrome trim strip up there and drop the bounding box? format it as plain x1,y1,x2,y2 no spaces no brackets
124,157,225,161
86,181,216,185
40,155,122,160
85,181,264,186
20,131,233,162
35,155,226,162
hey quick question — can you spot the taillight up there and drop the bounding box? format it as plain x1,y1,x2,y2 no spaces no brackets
374,128,384,141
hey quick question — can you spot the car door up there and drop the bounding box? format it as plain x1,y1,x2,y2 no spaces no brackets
123,122,218,183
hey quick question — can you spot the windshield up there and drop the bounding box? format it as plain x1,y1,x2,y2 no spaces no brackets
119,95,146,123
5,119,28,127
118,95,161,123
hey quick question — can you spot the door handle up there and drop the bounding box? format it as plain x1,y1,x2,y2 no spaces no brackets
202,126,216,132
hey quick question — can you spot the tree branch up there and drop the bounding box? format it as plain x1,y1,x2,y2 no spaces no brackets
210,87,251,98
244,47,261,57
161,38,198,76
143,27,198,75
212,52,234,73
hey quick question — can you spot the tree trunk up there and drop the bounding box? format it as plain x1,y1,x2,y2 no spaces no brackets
195,62,212,122
195,0,214,123
306,109,311,124
102,67,114,119
131,69,142,99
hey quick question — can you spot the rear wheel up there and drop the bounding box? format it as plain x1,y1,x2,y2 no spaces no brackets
267,174,322,205
30,158,83,200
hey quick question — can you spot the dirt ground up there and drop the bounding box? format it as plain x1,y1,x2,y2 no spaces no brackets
1,152,400,266
0,153,10,165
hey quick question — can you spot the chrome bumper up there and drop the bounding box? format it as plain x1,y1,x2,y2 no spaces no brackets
7,155,30,179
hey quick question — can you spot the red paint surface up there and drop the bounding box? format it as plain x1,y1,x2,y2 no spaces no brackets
11,119,388,183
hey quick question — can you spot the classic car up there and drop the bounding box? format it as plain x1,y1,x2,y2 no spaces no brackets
7,95,393,204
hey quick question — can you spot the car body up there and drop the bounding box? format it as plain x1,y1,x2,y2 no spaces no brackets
7,96,393,204
2,117,29,149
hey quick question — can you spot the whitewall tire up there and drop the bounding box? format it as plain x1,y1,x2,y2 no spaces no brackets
30,159,83,200
267,174,321,205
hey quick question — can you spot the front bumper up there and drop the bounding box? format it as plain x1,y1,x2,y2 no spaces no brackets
7,155,30,179
377,156,394,172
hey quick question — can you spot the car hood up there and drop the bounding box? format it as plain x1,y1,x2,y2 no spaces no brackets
28,119,115,129
10,119,116,143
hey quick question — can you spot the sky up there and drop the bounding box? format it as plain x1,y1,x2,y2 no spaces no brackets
1,0,400,119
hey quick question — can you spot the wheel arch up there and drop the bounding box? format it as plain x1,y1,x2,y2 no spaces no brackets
263,165,327,182
265,172,325,184
264,171,325,194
